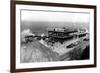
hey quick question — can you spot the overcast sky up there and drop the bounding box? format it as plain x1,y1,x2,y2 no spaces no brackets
21,10,90,23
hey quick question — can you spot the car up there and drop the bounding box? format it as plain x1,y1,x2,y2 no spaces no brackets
66,41,80,48
83,38,89,41
66,43,77,48
25,35,34,43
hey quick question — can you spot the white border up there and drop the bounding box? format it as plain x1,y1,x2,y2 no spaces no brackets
16,4,94,69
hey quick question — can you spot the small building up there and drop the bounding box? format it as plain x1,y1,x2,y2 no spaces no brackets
48,28,78,43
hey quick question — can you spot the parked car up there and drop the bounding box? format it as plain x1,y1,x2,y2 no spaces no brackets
66,41,80,48
66,43,77,48
83,38,89,41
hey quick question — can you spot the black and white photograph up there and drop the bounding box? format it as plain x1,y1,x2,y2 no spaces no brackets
20,10,90,63
11,1,96,72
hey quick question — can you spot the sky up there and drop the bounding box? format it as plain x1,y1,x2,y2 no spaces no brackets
21,10,90,23
21,10,90,33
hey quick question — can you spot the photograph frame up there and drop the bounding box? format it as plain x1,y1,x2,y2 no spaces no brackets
10,0,97,73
